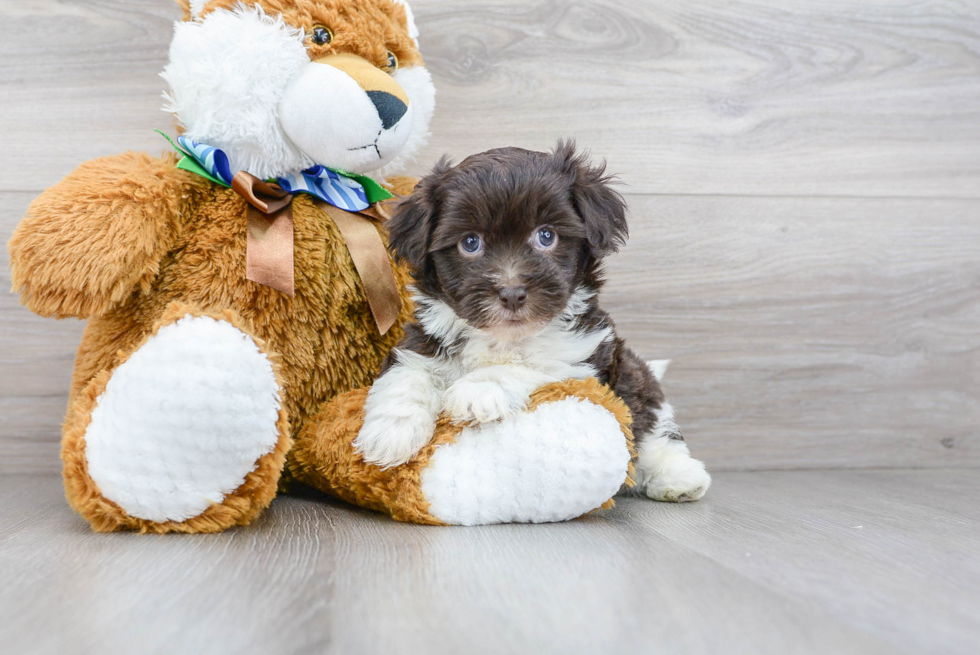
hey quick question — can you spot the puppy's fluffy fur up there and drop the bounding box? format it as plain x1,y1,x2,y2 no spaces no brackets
355,142,710,502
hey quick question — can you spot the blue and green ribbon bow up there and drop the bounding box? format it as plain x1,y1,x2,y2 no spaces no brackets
158,130,393,211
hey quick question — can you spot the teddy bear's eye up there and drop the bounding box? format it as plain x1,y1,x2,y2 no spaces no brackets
383,51,398,74
311,25,333,46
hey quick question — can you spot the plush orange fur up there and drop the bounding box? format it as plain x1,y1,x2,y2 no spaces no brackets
9,152,210,319
289,388,448,524
289,377,636,524
21,153,419,427
176,0,423,71
12,153,418,532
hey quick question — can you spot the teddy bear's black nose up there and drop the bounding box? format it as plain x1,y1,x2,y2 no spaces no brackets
366,90,408,130
497,286,527,311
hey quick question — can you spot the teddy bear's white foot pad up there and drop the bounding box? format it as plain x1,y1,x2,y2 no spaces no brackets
84,315,282,523
421,397,631,525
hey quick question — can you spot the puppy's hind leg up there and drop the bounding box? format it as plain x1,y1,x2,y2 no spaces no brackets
633,403,711,502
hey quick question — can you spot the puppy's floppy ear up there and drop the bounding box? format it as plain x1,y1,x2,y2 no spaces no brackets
554,139,628,257
387,155,453,270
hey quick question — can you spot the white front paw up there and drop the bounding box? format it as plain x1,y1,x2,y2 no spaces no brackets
354,411,435,469
643,453,711,502
353,360,441,469
443,378,528,425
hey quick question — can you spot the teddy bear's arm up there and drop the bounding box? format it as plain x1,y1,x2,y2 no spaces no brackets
8,151,207,318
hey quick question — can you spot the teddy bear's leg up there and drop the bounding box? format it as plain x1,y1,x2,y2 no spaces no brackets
61,305,290,533
290,379,637,526
419,382,635,525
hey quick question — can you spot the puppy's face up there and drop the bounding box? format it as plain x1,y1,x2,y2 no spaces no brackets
389,142,628,341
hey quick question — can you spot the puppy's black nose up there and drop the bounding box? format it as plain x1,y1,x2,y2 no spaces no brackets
366,90,408,130
497,286,527,311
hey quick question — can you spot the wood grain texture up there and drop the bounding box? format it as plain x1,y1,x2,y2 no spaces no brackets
1,192,86,474
418,0,980,197
1,470,978,655
1,0,979,196
603,194,980,470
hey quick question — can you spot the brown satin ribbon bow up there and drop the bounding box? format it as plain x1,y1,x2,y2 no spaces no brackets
231,171,401,335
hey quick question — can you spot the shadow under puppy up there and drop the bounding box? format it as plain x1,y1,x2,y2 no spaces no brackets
355,142,710,502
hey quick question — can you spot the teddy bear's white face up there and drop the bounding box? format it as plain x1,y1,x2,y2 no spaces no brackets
162,1,435,181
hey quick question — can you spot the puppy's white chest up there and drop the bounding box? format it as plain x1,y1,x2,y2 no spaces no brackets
456,328,598,381
461,342,524,371
458,336,545,377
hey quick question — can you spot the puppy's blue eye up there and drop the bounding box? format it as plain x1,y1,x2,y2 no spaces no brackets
534,227,557,250
459,233,483,255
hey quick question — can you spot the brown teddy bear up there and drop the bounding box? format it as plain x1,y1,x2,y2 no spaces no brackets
9,0,636,531
9,0,433,532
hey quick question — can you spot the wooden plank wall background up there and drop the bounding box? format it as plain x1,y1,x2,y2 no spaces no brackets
1,0,978,474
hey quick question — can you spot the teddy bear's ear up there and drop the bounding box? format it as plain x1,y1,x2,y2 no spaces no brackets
387,156,453,271
392,0,420,42
173,0,206,22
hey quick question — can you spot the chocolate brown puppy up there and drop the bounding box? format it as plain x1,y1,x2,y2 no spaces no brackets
354,142,710,502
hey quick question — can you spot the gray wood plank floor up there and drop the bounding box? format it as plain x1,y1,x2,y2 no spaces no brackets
2,4,979,654
1,470,978,655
